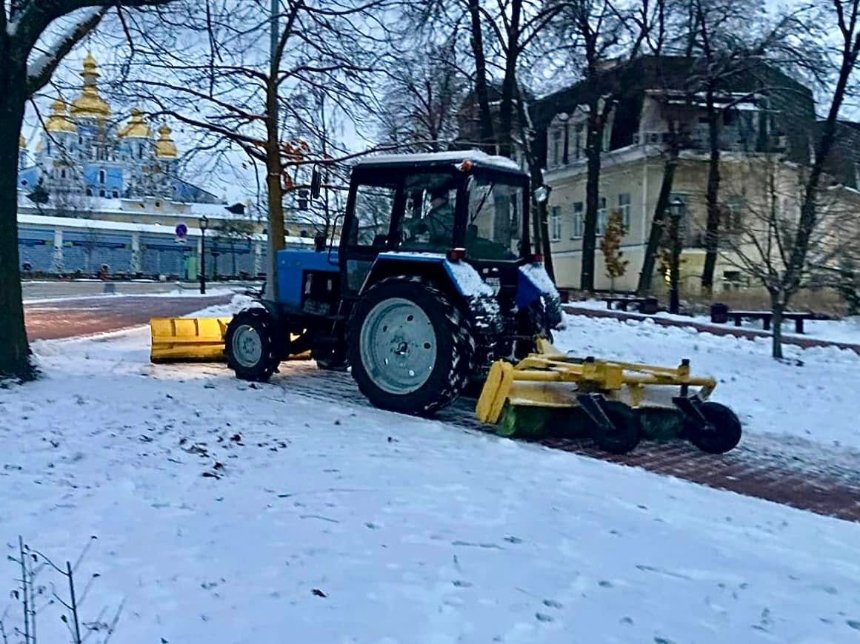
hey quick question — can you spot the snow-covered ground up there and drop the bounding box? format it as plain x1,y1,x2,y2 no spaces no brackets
0,306,859,642
556,313,860,452
568,299,860,346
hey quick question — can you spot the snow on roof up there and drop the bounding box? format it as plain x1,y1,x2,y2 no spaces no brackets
16,193,247,222
18,213,315,245
353,150,523,172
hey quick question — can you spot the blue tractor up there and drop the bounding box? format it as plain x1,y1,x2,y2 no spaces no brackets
224,151,563,416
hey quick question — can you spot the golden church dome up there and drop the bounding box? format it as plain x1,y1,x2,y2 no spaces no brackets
19,135,26,148
119,109,151,138
45,99,76,133
155,124,178,159
70,53,111,120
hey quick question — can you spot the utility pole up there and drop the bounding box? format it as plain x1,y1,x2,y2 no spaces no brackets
668,198,684,314
267,0,279,298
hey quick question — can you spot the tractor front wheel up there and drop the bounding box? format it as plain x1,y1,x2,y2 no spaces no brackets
225,308,281,382
348,277,474,416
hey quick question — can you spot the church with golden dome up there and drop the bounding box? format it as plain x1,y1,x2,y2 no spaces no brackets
18,53,217,205
12,54,290,281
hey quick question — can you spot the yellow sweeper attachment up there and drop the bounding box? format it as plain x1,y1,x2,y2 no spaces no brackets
150,317,312,364
150,317,233,363
476,339,741,455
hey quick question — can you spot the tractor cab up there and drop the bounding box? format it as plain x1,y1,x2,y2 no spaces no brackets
339,152,541,318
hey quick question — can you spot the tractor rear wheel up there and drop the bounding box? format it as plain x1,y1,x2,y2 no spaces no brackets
225,308,281,382
685,402,742,454
348,277,474,416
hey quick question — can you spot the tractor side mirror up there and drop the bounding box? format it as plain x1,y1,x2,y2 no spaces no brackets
310,166,322,200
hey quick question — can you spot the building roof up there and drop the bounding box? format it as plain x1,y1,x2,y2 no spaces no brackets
118,109,151,139
529,55,816,166
45,99,76,133
70,53,111,119
155,124,178,159
18,212,315,246
353,150,523,173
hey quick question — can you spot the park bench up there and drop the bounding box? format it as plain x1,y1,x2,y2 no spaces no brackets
710,304,831,334
603,295,660,315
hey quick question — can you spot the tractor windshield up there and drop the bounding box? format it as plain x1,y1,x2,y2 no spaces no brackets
466,175,524,260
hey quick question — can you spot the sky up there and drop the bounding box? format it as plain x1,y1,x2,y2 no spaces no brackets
19,0,856,207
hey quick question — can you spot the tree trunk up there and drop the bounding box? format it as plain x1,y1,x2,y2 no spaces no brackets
0,80,34,381
580,101,602,292
701,98,722,296
466,0,496,152
638,145,679,295
496,0,522,158
785,38,859,293
265,78,285,297
770,290,785,360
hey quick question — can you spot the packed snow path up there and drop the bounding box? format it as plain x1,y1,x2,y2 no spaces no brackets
1,329,858,643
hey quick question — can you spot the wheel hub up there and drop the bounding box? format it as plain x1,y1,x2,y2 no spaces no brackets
360,298,437,395
231,324,263,368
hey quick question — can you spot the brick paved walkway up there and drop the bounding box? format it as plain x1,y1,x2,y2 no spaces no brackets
25,294,232,340
271,361,860,523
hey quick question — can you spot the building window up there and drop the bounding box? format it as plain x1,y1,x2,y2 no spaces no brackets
86,188,93,196
573,124,584,160
99,189,105,197
60,169,66,179
618,193,631,230
571,202,584,239
550,206,562,241
723,196,744,233
112,190,119,198
99,169,106,184
597,197,608,235
551,129,563,168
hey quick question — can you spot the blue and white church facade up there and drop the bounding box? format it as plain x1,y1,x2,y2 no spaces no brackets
16,54,311,279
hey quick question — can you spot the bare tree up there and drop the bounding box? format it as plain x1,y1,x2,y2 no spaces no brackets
376,35,467,152
0,0,172,382
550,0,655,292
113,0,391,295
722,156,858,357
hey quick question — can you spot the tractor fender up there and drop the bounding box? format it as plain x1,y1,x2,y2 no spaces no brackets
517,262,563,329
362,253,502,337
363,252,495,299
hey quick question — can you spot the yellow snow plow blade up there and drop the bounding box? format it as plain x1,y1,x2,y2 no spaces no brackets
150,317,231,363
476,338,717,425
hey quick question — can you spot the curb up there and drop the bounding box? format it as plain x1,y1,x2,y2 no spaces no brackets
563,305,860,356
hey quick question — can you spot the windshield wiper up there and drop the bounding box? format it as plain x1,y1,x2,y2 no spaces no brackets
470,183,496,223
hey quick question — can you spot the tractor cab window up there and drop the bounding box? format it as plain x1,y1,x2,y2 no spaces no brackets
349,183,397,248
398,173,458,252
466,175,522,260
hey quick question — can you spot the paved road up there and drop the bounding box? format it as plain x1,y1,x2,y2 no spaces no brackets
22,280,256,302
25,294,233,340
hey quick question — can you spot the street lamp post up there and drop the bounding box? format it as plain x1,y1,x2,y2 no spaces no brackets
668,197,684,314
199,215,209,295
